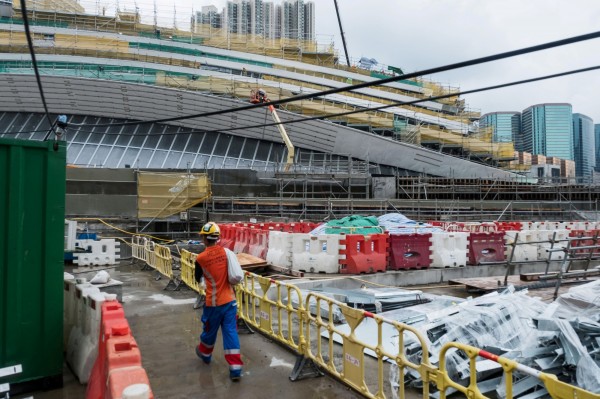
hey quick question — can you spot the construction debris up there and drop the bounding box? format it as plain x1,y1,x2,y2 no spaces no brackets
326,281,600,396
413,281,600,395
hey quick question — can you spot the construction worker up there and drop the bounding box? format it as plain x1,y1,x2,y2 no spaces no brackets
257,88,267,103
194,222,244,381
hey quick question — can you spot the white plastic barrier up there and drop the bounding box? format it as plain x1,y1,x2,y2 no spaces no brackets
63,278,78,349
430,232,468,268
291,234,345,273
66,282,99,380
504,230,538,262
65,278,116,383
565,221,593,231
73,291,106,383
64,220,77,251
74,239,121,266
546,221,569,230
536,229,569,260
266,231,293,268
523,221,548,231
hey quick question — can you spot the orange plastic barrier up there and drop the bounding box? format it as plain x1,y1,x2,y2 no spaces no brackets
340,234,388,274
86,301,153,399
467,232,506,265
388,233,432,270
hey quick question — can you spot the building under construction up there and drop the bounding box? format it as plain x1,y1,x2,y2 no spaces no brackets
0,1,598,223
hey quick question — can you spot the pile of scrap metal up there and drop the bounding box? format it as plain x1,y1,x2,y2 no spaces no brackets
294,286,432,323
398,280,600,397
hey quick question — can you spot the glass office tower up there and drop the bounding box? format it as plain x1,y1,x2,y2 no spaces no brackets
521,103,573,160
572,113,595,178
479,111,521,147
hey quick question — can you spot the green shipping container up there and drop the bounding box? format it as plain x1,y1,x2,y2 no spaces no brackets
0,138,66,391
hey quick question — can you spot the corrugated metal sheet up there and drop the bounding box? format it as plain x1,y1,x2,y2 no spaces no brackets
0,137,66,388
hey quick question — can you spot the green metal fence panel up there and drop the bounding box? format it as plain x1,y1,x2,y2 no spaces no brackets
0,138,66,390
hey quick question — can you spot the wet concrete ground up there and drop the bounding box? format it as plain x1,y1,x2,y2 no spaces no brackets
15,262,366,399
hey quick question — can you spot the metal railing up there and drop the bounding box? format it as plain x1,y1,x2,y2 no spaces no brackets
437,342,599,399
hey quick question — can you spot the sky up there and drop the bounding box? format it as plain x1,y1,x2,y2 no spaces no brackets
78,0,600,122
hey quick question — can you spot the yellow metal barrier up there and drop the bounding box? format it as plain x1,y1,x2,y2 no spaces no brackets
180,249,205,295
154,244,173,280
300,291,434,399
130,235,145,260
237,272,306,354
437,342,600,399
143,239,155,268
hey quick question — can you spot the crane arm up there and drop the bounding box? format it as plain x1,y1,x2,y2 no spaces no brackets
268,105,295,172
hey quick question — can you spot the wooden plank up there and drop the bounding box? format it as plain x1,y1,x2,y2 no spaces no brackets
237,252,268,269
267,264,304,278
521,269,600,281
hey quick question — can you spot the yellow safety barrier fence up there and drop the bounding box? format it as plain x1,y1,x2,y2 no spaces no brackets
180,249,205,296
236,272,306,354
301,291,434,399
436,342,600,399
143,239,155,267
131,235,145,261
236,272,598,399
153,244,174,280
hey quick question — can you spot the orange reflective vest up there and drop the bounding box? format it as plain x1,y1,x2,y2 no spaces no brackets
196,246,235,306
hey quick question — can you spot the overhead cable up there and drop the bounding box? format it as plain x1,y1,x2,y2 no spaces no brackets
19,0,56,136
70,29,600,128
3,64,595,138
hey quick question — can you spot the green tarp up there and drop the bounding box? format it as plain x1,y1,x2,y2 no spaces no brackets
323,215,383,235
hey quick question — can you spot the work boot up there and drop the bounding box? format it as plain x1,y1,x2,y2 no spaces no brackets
229,370,242,381
195,345,211,364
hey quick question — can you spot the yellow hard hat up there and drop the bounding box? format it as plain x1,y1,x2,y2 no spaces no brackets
200,222,220,240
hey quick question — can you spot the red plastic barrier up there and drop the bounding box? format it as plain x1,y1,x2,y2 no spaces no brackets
87,302,129,399
219,224,236,250
233,227,251,254
86,301,153,399
427,221,445,227
494,221,523,232
468,232,506,265
388,234,432,270
248,229,269,259
107,367,152,399
569,229,600,258
473,222,497,232
258,222,284,231
279,222,320,233
340,234,388,274
445,222,466,232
